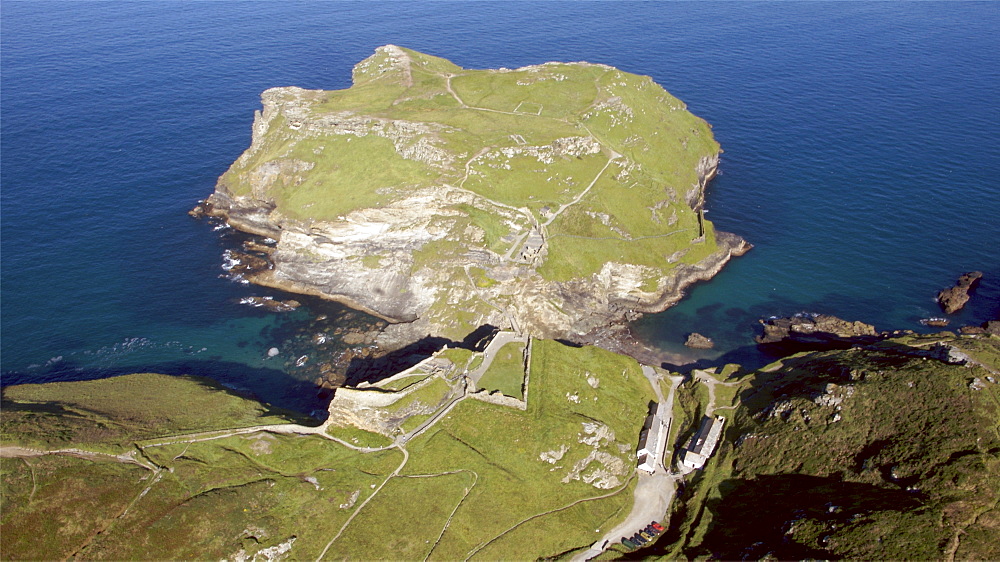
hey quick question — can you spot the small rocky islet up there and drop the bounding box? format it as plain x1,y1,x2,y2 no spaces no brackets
937,270,983,314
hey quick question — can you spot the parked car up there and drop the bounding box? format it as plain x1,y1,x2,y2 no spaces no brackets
651,521,665,532
621,538,637,550
631,533,648,545
639,531,654,541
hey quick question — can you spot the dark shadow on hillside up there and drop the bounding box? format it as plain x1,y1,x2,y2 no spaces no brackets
734,347,916,415
637,474,923,560
691,474,922,560
344,335,452,386
343,324,501,386
660,343,785,375
460,324,500,352
2,359,326,419
0,399,77,417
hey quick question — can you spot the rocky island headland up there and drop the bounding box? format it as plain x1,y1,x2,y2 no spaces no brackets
193,45,748,357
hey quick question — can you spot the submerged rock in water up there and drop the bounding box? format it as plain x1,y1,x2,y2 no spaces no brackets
685,332,714,349
341,331,369,346
937,271,983,314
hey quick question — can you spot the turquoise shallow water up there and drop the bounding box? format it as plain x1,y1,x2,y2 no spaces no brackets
2,2,998,409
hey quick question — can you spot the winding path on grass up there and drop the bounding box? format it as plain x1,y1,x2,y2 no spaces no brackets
413,469,480,561
463,473,637,561
693,369,741,417
315,445,410,561
440,69,630,267
0,445,157,470
540,150,620,229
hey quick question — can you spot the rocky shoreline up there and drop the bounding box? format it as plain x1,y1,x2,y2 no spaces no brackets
755,311,1000,351
196,198,750,361
193,170,752,352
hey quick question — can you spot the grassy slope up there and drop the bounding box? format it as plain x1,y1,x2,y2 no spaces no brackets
82,435,402,560
0,373,400,560
0,340,657,560
396,339,653,559
0,373,304,451
0,455,149,560
662,334,1000,560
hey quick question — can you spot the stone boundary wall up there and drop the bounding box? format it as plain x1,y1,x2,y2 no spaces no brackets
466,335,533,411
356,346,450,389
522,336,533,405
332,357,446,410
469,389,527,410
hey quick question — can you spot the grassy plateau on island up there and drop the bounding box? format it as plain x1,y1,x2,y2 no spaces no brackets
209,45,726,340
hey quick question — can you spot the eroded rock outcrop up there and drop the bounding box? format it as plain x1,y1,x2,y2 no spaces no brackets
937,271,983,314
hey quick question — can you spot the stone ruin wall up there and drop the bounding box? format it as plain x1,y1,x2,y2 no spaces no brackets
468,390,526,410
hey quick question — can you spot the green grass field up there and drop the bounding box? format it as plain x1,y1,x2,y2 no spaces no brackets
397,339,655,559
0,373,305,451
1,339,658,560
477,342,527,398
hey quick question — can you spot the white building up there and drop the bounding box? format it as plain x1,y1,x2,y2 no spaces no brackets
637,402,670,473
680,415,726,470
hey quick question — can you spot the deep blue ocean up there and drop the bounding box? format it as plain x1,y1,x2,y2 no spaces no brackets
3,2,998,412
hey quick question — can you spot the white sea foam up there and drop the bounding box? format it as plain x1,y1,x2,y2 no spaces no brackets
240,296,275,307
221,249,239,271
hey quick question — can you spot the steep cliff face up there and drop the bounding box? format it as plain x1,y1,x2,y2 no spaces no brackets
199,45,748,348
